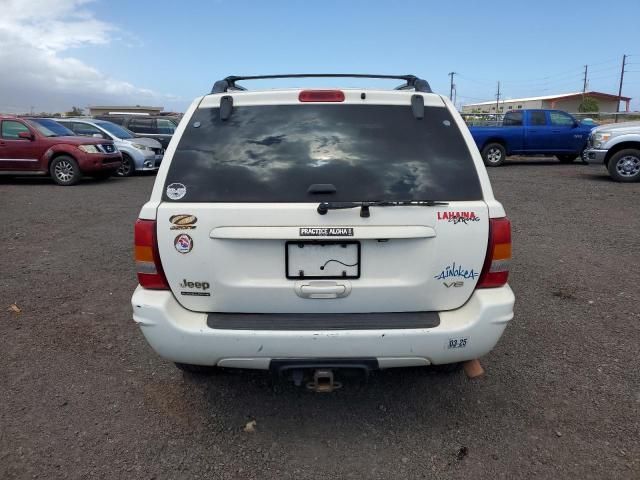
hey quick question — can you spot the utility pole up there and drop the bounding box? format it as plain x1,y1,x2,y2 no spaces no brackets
448,72,456,100
615,54,626,122
582,64,588,94
495,81,501,114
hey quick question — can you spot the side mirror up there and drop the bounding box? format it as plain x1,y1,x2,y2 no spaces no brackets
18,131,34,140
92,133,103,139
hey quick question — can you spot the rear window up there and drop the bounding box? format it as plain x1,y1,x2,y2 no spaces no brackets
163,104,482,202
503,111,523,126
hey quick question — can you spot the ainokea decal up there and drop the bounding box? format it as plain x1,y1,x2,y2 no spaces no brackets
170,214,197,230
174,234,193,254
166,183,186,200
437,211,480,225
179,278,211,296
300,227,354,237
434,262,479,281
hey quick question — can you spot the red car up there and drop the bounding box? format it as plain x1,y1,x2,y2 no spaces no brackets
0,116,122,185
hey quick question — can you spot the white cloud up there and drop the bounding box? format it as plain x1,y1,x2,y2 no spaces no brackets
0,0,177,113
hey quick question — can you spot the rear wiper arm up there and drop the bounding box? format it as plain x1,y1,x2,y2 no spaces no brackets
317,200,449,217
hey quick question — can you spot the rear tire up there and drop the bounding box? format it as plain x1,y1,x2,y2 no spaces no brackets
175,363,218,375
481,143,506,167
607,149,640,182
117,153,134,177
557,155,577,163
49,155,81,186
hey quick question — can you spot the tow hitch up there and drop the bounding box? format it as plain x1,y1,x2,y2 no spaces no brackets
306,369,341,393
270,358,378,392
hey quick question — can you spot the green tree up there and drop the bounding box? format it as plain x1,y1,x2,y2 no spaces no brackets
578,97,599,113
66,106,84,116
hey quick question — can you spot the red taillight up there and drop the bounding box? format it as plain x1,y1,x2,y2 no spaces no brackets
134,219,169,290
298,90,345,102
477,217,511,288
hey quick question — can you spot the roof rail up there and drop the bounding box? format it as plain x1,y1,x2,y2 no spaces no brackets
210,74,432,94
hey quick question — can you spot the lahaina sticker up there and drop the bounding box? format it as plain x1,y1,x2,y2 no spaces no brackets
166,183,186,200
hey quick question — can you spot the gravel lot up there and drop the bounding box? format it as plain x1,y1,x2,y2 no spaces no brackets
1,160,639,479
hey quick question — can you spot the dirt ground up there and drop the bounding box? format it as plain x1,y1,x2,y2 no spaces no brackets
1,159,639,479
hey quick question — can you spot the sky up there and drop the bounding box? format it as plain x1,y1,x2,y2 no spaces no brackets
1,0,639,114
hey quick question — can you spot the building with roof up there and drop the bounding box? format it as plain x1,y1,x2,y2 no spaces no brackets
461,91,631,114
87,105,164,116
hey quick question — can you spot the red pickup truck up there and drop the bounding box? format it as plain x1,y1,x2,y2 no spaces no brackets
0,116,122,185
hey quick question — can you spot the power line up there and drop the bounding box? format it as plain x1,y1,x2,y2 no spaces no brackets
585,57,620,67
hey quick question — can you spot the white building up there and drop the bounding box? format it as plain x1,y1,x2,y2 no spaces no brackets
87,105,164,116
461,91,631,114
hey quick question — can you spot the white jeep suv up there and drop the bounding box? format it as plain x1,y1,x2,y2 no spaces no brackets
132,74,514,383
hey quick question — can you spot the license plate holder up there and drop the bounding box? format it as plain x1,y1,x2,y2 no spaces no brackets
286,241,360,279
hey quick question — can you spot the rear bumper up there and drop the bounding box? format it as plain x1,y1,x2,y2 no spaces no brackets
583,148,608,164
131,285,514,369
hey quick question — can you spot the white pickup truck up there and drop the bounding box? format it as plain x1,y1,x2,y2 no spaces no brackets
584,121,640,182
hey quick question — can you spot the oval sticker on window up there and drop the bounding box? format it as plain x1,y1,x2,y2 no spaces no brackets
166,183,186,200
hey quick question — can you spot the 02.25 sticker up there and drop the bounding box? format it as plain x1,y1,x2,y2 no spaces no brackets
447,337,468,349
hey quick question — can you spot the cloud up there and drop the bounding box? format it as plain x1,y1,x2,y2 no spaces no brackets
0,0,177,113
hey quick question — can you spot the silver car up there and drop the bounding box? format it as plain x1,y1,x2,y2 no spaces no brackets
57,118,164,176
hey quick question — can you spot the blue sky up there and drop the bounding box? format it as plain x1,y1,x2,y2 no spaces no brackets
2,0,639,112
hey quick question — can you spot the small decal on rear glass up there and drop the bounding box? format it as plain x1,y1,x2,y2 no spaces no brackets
300,227,354,237
434,262,479,280
437,211,480,225
174,234,193,254
169,214,197,230
166,183,186,200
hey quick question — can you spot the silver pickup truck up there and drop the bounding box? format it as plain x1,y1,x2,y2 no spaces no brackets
584,121,640,182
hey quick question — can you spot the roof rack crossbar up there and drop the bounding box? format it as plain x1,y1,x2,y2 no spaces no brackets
211,74,432,94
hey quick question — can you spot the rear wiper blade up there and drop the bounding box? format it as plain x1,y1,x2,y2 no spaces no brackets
317,200,449,217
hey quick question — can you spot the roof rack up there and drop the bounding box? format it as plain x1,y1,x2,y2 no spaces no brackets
210,74,432,94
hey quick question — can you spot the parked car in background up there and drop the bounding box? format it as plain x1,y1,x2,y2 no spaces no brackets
584,121,640,182
0,116,121,185
57,118,163,177
469,109,594,166
93,115,179,149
